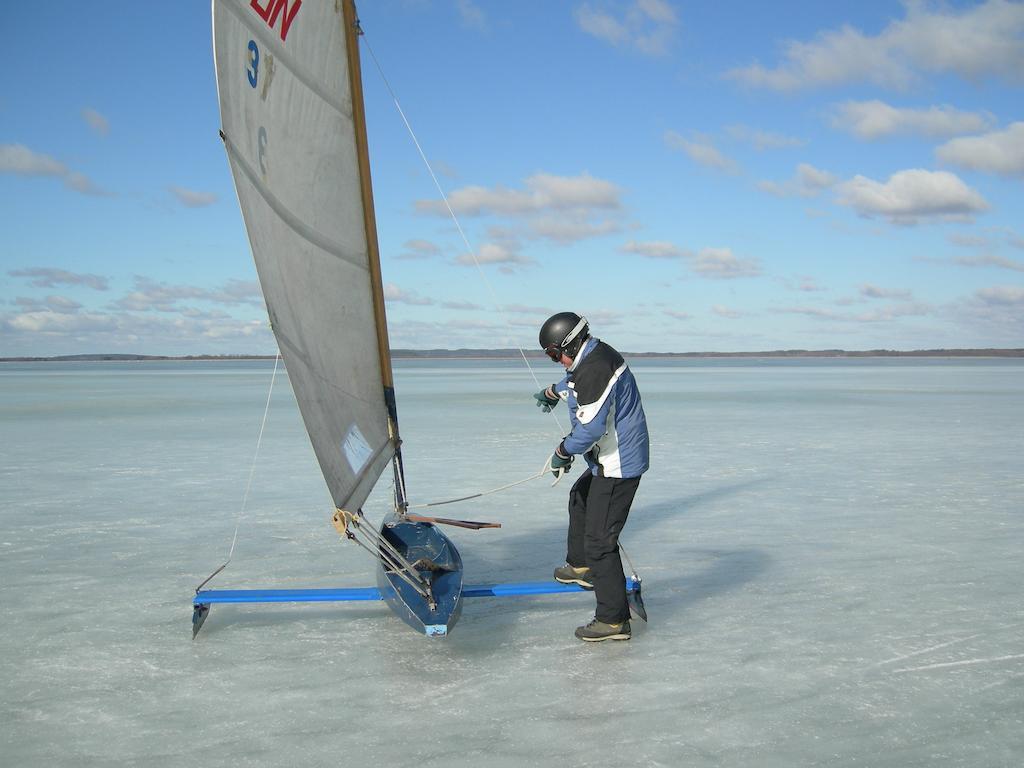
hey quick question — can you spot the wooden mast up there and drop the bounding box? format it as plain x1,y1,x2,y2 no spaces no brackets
342,0,393,394
341,0,408,509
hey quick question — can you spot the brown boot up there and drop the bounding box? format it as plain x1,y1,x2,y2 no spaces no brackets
575,618,631,642
554,564,594,589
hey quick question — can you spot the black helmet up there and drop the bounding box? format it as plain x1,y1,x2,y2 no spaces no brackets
539,312,589,361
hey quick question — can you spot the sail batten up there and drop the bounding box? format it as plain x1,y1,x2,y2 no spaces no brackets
214,0,396,512
221,133,369,271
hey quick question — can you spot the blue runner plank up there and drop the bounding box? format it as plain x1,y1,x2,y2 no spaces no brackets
194,579,636,605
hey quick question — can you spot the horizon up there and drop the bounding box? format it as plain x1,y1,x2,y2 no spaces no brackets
2,1,1023,357
5,346,1024,363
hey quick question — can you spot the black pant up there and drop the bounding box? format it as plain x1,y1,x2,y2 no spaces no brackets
566,472,641,624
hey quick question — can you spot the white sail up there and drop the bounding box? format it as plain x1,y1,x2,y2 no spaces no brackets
212,0,396,512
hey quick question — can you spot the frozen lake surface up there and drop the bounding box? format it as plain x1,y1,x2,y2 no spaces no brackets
2,357,1022,767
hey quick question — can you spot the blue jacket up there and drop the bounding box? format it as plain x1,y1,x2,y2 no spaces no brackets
552,337,649,479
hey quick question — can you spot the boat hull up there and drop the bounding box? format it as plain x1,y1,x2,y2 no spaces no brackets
376,513,464,636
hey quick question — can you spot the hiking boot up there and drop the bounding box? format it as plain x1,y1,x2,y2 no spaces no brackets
575,618,631,642
554,564,594,589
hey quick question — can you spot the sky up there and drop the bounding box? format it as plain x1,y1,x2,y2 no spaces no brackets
1,0,1023,356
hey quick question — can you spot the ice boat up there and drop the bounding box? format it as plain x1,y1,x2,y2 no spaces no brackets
201,0,470,636
195,0,645,639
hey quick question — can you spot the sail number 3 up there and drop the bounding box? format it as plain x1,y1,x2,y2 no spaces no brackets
245,41,268,174
247,40,259,88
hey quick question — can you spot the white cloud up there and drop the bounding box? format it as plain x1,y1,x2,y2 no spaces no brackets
574,0,678,56
860,283,913,300
712,305,743,319
7,310,119,333
2,274,275,355
9,267,109,290
774,301,931,323
637,0,676,24
664,310,693,320
726,0,1024,90
169,185,217,208
955,254,1024,272
66,172,109,196
82,108,110,137
620,240,687,259
396,239,441,260
502,304,552,316
456,242,533,271
528,173,621,210
689,247,761,279
457,0,485,29
975,285,1024,305
835,169,988,224
587,309,627,328
384,316,517,350
758,163,837,198
0,144,66,176
0,143,108,196
48,295,82,313
797,164,839,192
947,233,991,249
14,295,82,313
529,215,620,244
575,5,628,46
383,283,434,306
1,306,272,353
665,131,739,173
213,280,263,304
113,277,262,311
419,172,621,217
622,240,759,278
774,305,839,319
852,302,932,322
795,277,826,292
417,172,622,250
832,100,993,139
956,285,1024,340
775,305,841,319
726,125,806,150
936,122,1024,177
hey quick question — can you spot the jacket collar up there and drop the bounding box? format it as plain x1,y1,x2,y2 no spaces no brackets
568,337,597,373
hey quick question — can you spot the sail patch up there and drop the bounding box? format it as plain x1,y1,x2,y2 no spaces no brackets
342,423,373,475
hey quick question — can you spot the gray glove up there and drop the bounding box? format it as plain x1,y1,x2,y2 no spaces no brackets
548,447,573,478
534,387,559,413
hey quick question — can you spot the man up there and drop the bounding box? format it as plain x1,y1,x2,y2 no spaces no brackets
534,312,650,641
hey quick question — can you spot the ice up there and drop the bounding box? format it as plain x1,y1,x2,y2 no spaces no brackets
1,358,1022,766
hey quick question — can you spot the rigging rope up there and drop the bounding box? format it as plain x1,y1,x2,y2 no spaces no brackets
360,27,643,583
406,458,572,509
195,353,281,593
333,508,434,602
360,31,565,439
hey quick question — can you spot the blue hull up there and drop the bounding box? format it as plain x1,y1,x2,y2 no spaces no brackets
375,513,464,636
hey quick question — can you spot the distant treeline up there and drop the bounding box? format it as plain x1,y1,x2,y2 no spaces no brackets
4,348,1023,362
391,348,1024,359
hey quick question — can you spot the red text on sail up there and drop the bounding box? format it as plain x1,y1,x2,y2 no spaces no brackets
250,0,302,42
